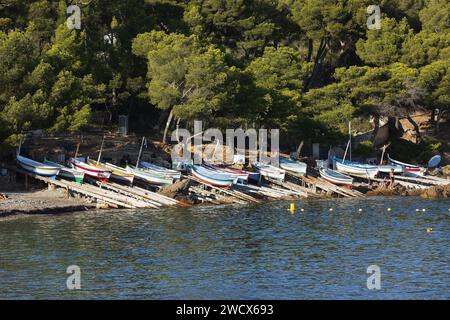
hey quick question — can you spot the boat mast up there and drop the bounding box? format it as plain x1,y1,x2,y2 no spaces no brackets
136,136,145,167
97,135,105,164
380,144,387,165
348,121,352,161
74,143,80,160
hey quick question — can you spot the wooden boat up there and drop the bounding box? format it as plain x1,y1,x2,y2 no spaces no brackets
253,162,285,181
69,158,111,182
202,163,249,181
17,154,60,177
87,160,134,185
319,167,353,188
190,165,237,187
139,161,181,180
44,159,84,183
126,165,173,186
333,157,379,179
279,158,307,175
376,164,403,174
387,155,426,177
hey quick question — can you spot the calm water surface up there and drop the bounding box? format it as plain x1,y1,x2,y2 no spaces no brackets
0,196,448,299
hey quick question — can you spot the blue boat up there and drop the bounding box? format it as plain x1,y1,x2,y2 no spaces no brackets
279,158,307,175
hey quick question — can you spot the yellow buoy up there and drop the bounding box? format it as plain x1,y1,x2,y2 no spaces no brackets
289,203,295,213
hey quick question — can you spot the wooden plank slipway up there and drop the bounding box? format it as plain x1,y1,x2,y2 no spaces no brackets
287,172,364,198
11,166,179,209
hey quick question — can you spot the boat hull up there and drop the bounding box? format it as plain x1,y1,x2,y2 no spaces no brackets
376,165,403,173
333,158,379,178
388,155,426,177
203,164,249,181
88,161,135,185
254,163,285,181
191,166,236,187
70,159,111,182
126,165,173,186
279,159,307,175
319,167,353,188
140,161,181,180
44,160,85,183
17,155,60,177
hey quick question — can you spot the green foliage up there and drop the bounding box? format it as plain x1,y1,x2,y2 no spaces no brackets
0,0,449,152
356,17,413,66
354,140,375,156
246,46,313,128
133,30,229,120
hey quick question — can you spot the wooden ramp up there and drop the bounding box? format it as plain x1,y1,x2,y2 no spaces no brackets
184,175,262,204
12,167,182,209
286,172,364,198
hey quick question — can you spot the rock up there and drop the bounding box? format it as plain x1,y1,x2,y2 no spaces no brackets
442,165,450,177
96,203,110,209
158,179,192,198
420,184,450,199
0,193,7,200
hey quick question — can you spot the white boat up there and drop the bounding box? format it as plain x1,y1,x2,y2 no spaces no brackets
191,165,237,187
333,157,379,179
279,158,307,175
319,167,353,188
202,164,249,181
139,161,181,180
69,158,111,182
126,165,173,186
253,162,286,181
44,159,84,183
387,155,426,177
376,164,403,173
17,154,60,177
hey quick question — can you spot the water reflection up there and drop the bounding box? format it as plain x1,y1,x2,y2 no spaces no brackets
0,196,448,299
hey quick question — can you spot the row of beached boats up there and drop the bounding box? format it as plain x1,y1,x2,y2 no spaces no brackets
318,155,430,188
17,152,183,187
16,150,310,189
16,146,434,191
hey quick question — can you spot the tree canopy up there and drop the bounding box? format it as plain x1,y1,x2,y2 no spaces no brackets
0,0,448,151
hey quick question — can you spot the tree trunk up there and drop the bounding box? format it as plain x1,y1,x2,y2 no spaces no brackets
306,39,313,62
303,38,328,92
406,114,422,143
371,115,380,141
162,108,174,144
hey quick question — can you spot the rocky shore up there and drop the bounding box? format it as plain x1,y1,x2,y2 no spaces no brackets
367,183,450,199
0,189,95,220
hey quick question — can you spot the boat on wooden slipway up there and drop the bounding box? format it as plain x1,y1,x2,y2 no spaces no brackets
69,158,111,182
205,164,262,183
375,164,404,173
333,157,379,179
44,159,85,183
319,167,353,188
253,162,286,181
387,155,426,177
17,154,60,177
126,164,173,186
139,161,182,180
190,165,238,187
87,160,135,185
279,158,307,175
